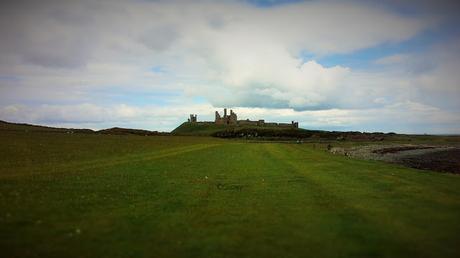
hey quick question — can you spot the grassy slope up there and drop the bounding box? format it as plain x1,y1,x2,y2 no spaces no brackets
1,131,460,257
0,120,63,132
171,122,231,135
171,122,307,137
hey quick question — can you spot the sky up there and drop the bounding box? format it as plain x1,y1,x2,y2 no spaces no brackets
0,0,459,134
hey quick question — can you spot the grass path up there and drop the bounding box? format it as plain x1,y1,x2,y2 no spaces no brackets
0,143,222,178
1,133,460,257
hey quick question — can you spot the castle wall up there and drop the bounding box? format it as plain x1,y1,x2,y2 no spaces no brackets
228,110,237,125
238,120,259,126
215,119,225,125
215,111,225,124
277,123,294,128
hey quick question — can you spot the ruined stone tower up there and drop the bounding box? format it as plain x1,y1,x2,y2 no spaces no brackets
188,114,197,123
215,108,237,125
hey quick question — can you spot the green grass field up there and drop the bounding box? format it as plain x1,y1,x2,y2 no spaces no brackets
1,131,460,257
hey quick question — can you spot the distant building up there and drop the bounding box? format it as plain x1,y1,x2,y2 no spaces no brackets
187,108,298,128
215,108,237,125
187,114,197,123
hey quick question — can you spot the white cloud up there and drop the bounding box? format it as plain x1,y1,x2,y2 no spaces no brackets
0,0,458,133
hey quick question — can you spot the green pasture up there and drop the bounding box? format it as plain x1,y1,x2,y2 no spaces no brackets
1,131,460,257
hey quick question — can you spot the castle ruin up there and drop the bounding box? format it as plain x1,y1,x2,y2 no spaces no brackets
187,108,299,128
215,108,237,125
188,114,197,123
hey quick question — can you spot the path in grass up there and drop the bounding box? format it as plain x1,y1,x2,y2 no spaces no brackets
1,133,460,257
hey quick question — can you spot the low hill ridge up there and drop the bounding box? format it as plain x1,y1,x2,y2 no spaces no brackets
0,120,166,136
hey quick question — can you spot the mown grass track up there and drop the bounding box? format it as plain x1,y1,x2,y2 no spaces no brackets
1,131,460,257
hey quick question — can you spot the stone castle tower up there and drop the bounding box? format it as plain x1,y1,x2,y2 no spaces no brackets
188,114,197,123
215,108,237,125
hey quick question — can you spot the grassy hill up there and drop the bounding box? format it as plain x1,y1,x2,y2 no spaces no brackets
171,122,232,135
172,121,390,141
172,122,460,145
171,122,314,137
98,127,167,136
0,120,94,134
0,120,166,136
1,129,460,257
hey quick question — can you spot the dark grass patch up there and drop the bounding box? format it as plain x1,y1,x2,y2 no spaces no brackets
216,183,244,191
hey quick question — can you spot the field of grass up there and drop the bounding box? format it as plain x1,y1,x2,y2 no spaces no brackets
1,130,460,257
171,122,231,135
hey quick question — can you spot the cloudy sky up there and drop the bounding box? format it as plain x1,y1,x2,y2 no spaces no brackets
1,0,459,133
